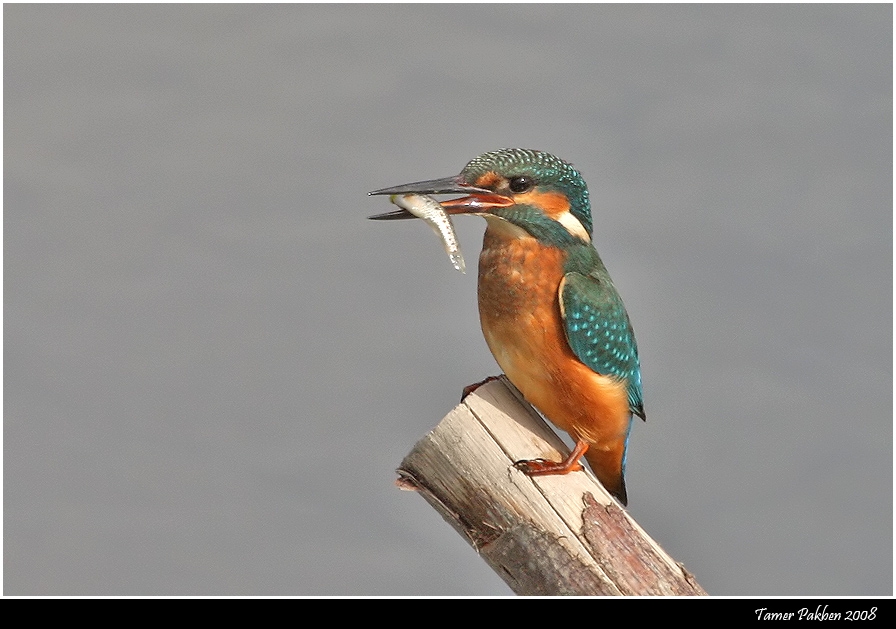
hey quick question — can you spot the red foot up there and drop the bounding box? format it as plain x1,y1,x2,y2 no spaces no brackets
461,375,502,401
514,440,589,476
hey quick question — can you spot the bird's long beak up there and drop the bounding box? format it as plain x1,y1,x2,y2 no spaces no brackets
368,176,512,220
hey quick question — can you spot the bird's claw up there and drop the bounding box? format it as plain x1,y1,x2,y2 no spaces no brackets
513,457,584,476
461,375,502,401
513,459,546,474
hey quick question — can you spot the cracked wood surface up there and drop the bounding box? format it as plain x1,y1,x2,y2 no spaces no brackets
397,377,706,596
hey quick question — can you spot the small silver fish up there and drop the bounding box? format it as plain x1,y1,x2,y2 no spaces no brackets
389,193,466,273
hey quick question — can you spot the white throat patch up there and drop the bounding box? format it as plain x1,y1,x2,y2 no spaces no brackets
556,211,591,242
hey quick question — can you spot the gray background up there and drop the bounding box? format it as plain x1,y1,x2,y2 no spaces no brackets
5,4,891,596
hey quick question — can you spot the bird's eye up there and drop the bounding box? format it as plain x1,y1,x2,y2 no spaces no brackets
508,175,535,193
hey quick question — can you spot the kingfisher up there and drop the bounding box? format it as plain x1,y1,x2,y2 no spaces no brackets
369,149,645,505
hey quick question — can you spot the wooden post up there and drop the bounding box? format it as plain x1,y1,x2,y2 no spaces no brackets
397,377,706,596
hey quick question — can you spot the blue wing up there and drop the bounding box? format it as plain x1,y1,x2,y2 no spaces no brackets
560,272,645,419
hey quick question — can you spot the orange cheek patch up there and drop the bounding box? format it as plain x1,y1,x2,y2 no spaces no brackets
514,190,571,220
474,171,503,189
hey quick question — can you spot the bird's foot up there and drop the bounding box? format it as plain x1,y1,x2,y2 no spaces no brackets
513,458,584,475
514,440,589,476
461,375,502,401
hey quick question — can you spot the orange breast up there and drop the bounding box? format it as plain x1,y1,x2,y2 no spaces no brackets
477,219,630,450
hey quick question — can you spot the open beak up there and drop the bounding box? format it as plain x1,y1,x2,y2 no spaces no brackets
368,176,512,220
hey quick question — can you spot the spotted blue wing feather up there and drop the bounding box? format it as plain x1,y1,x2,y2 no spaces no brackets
560,272,645,419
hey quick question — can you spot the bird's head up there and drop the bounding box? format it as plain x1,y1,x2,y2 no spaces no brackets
370,149,593,245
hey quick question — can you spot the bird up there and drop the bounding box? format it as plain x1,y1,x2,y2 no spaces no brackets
369,149,644,505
